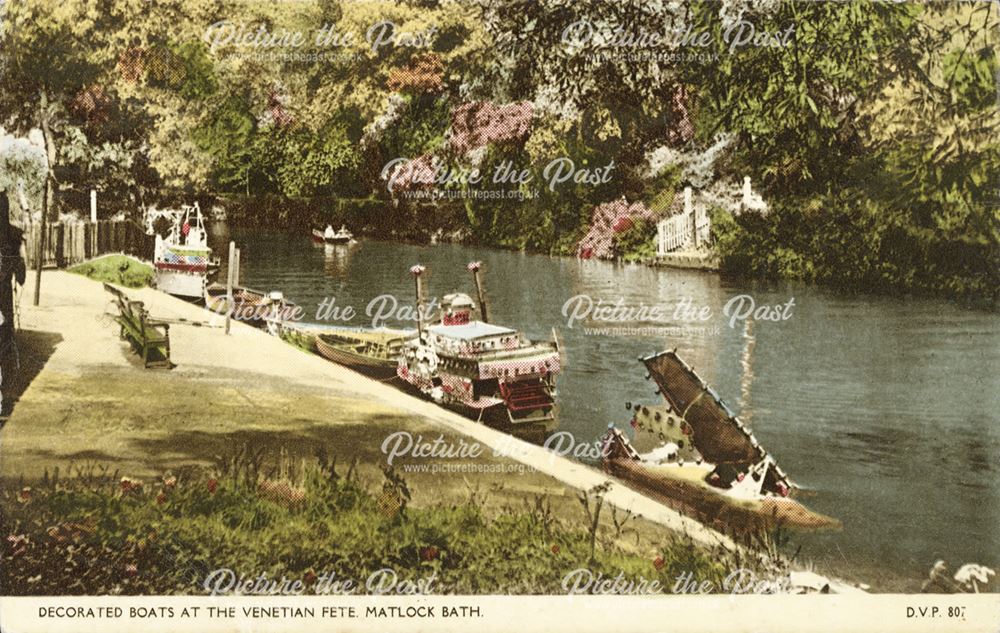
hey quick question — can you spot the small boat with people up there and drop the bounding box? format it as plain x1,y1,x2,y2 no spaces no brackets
601,350,840,533
148,202,220,299
311,224,354,244
396,262,562,439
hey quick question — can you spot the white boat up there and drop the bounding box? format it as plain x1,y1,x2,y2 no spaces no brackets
149,202,219,299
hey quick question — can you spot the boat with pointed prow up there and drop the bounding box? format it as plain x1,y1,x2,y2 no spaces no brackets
601,351,839,533
396,262,562,440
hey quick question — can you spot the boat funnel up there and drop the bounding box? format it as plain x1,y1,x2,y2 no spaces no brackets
467,261,489,323
410,264,427,337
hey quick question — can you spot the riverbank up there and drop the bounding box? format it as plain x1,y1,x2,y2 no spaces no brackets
1,270,824,594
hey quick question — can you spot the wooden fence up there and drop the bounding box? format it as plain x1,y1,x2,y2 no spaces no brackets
23,220,155,269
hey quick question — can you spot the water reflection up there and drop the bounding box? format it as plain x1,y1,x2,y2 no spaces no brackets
317,242,357,280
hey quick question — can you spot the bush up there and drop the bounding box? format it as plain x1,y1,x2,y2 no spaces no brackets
68,255,154,288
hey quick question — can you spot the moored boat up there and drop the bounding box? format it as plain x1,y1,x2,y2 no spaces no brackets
315,326,414,381
601,350,839,533
204,282,299,329
396,262,562,439
149,202,219,299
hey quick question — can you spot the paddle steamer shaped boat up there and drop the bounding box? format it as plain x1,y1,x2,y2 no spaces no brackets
396,263,562,438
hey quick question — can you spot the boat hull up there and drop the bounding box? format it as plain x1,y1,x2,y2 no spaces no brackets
311,229,352,244
155,267,211,299
204,283,297,328
602,429,840,533
315,335,401,381
396,366,557,441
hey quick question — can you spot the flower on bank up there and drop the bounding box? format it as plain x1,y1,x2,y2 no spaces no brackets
17,487,31,504
653,556,665,570
207,478,218,494
46,522,95,544
120,477,143,495
155,492,167,505
551,544,560,554
124,563,138,578
303,569,318,586
954,563,996,593
5,534,29,558
163,475,177,490
257,479,306,507
420,546,439,562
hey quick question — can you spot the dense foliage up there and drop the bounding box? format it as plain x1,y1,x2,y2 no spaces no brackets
0,0,996,301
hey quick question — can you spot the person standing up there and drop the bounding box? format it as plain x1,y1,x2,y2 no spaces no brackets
0,191,27,416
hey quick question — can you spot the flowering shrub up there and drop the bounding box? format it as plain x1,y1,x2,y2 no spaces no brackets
448,101,533,156
576,199,657,260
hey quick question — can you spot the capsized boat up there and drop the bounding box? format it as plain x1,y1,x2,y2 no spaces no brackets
601,350,839,533
315,326,415,381
311,225,354,244
204,282,298,329
396,263,562,438
148,202,219,299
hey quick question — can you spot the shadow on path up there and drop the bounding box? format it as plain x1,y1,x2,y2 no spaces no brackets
1,329,63,422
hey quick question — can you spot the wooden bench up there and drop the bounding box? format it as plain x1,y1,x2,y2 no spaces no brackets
103,283,172,369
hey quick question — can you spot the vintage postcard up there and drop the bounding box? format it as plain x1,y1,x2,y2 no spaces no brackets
0,0,997,631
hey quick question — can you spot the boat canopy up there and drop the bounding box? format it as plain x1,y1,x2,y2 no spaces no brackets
427,322,515,340
642,351,787,487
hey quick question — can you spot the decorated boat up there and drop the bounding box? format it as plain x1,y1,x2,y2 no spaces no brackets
396,262,562,438
311,225,354,244
315,326,415,381
204,282,298,329
601,350,839,533
148,202,219,299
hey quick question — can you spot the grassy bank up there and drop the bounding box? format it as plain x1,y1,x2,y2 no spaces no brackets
68,255,153,289
0,453,762,595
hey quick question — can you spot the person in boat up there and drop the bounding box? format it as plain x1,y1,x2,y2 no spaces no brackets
324,224,336,240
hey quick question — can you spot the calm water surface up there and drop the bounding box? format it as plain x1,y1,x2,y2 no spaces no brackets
215,225,1000,590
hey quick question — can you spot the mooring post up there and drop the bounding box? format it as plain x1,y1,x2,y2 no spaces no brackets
90,189,97,223
410,264,426,339
225,241,236,335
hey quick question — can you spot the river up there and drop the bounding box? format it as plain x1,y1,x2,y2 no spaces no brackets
214,224,1000,591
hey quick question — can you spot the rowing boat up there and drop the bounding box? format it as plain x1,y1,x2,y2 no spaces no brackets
204,283,298,328
314,326,414,380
